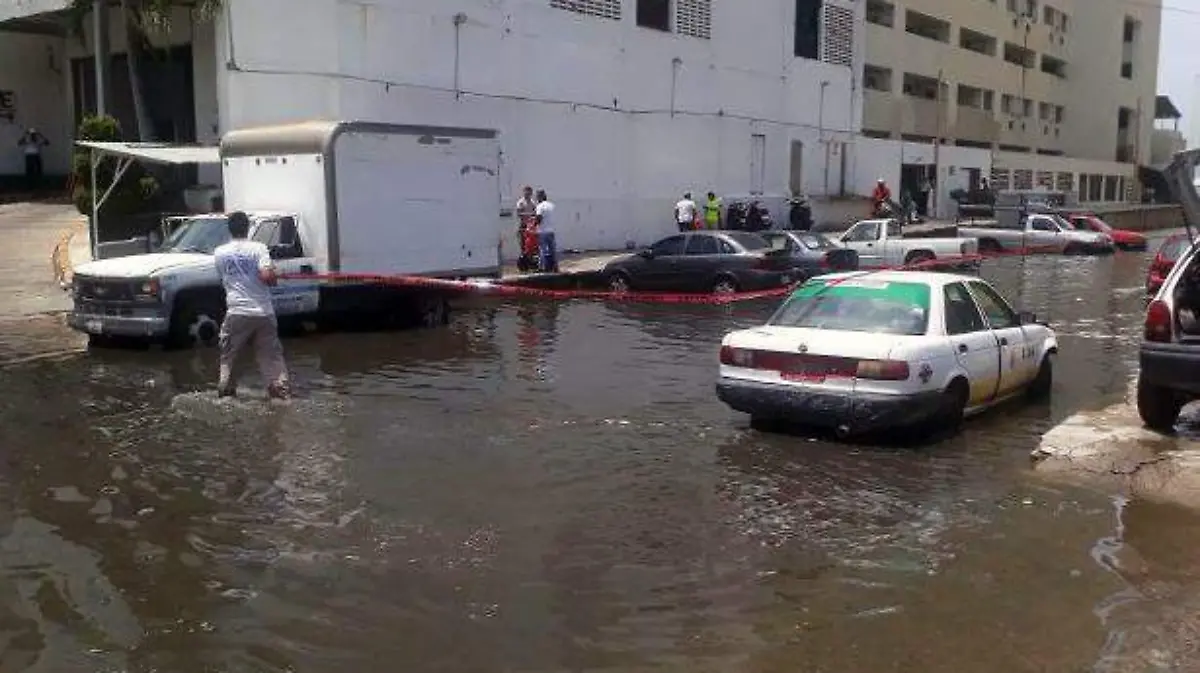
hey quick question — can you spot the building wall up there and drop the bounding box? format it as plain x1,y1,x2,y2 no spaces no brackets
0,31,71,176
213,0,865,251
862,0,1161,191
854,136,991,218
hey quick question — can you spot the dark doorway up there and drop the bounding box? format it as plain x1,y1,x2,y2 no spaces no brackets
900,163,934,217
71,44,195,143
637,0,671,31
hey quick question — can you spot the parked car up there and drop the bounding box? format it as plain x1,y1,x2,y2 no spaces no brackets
959,213,1114,255
603,231,796,294
1146,233,1192,295
716,271,1057,438
760,231,859,280
1137,238,1200,431
837,218,978,269
1065,212,1148,251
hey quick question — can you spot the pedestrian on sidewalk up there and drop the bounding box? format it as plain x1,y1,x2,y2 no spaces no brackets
516,185,538,272
675,192,697,233
213,211,290,400
17,128,49,191
704,191,723,230
534,189,559,273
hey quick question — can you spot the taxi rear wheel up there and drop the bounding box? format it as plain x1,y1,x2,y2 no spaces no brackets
937,379,970,430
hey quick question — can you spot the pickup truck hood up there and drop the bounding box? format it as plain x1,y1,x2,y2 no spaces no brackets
74,253,214,279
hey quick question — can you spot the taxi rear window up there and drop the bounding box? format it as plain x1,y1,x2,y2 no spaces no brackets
768,278,931,336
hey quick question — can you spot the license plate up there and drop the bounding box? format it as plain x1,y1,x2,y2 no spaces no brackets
782,372,826,383
84,319,103,334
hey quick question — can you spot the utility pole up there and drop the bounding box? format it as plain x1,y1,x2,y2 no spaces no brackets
93,0,110,115
819,80,830,196
932,69,943,217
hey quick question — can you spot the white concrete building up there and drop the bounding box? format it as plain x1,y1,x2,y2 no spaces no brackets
860,0,1162,215
0,0,866,250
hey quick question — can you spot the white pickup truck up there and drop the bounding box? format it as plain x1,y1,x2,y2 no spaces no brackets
958,213,1114,255
68,121,503,347
837,219,979,270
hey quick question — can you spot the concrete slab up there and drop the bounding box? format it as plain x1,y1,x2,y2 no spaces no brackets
1032,379,1200,510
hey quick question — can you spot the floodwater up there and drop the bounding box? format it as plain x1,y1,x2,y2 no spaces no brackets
3,237,1200,672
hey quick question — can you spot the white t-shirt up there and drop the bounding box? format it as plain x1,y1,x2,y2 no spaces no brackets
676,199,697,224
214,239,276,317
535,201,555,234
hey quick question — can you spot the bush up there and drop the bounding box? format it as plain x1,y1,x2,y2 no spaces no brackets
71,114,160,217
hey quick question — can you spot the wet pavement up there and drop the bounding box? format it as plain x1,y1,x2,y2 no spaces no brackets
5,230,1200,671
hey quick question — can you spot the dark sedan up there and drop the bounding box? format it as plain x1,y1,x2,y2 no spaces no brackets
760,231,859,281
603,232,796,294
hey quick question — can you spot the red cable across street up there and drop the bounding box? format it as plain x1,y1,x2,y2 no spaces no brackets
276,242,1073,306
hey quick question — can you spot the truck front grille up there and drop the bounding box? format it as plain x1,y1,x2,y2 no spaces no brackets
74,276,136,302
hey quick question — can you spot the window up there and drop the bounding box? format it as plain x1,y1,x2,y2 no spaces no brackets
549,0,621,20
685,234,719,255
844,222,881,242
944,283,987,335
768,279,931,336
905,10,951,43
864,65,893,92
820,3,855,67
254,216,304,259
866,0,894,27
725,232,771,251
1030,217,1057,232
637,0,670,31
959,27,997,56
794,0,821,59
967,281,1020,329
1003,42,1035,69
651,235,686,256
886,221,902,238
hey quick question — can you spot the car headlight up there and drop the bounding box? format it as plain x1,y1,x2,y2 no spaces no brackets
134,278,161,301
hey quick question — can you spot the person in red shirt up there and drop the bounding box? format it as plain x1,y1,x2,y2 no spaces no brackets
871,179,892,217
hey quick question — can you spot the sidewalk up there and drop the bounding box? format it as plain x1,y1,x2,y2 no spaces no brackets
500,250,626,284
0,202,84,318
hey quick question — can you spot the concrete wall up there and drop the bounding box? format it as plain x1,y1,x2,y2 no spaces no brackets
0,31,70,176
1091,204,1183,232
212,0,866,252
854,136,991,219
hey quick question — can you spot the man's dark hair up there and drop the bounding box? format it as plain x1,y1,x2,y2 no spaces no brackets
536,189,547,201
228,211,251,238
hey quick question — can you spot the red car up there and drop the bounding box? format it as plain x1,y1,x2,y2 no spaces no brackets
1146,233,1192,295
1066,213,1147,251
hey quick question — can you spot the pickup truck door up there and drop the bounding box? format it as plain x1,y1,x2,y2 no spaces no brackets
966,280,1034,397
1026,216,1066,253
840,221,884,268
943,282,1001,407
254,216,321,316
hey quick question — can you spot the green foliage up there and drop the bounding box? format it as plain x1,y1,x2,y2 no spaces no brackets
72,114,160,217
67,0,221,36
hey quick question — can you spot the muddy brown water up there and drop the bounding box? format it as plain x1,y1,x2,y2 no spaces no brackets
4,237,1200,672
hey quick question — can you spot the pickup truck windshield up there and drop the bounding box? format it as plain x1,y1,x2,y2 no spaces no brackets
161,217,232,254
768,279,931,336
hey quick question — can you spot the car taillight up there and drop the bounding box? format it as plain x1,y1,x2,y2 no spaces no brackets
1145,300,1172,342
856,359,910,381
719,345,754,367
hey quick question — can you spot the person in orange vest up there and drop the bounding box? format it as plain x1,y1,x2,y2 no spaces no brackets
871,179,892,217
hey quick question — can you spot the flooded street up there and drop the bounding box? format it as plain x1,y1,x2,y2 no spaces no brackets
5,237,1200,672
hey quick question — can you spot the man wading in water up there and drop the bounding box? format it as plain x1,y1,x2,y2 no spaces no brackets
213,211,291,399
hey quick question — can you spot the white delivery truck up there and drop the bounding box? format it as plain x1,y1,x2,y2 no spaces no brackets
68,121,503,347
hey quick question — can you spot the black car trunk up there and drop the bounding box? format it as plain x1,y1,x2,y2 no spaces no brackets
759,248,795,271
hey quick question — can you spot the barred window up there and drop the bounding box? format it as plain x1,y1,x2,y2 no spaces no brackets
1013,169,1034,190
821,4,855,68
676,0,712,39
991,169,1011,191
1055,172,1073,192
550,0,621,21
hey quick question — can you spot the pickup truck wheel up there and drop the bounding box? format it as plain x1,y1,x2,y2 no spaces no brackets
168,297,224,349
978,239,1003,254
1028,355,1053,399
1137,377,1183,433
905,251,936,268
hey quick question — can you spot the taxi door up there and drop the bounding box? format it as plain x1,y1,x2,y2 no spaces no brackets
943,282,1001,406
967,280,1034,397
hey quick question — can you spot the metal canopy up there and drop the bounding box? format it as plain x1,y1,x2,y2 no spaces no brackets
77,141,222,259
76,141,221,166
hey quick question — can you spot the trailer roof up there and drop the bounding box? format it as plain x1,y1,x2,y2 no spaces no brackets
76,141,220,165
220,120,498,159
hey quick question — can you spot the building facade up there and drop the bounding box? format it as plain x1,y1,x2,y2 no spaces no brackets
0,0,865,251
861,0,1162,213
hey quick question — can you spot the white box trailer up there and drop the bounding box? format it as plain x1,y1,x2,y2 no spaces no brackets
220,120,502,278
67,121,503,347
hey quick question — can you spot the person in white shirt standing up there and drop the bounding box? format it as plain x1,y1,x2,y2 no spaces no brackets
534,189,559,273
675,192,697,232
17,128,49,191
213,211,290,399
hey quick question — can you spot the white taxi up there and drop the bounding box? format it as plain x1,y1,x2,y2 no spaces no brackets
716,271,1058,437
